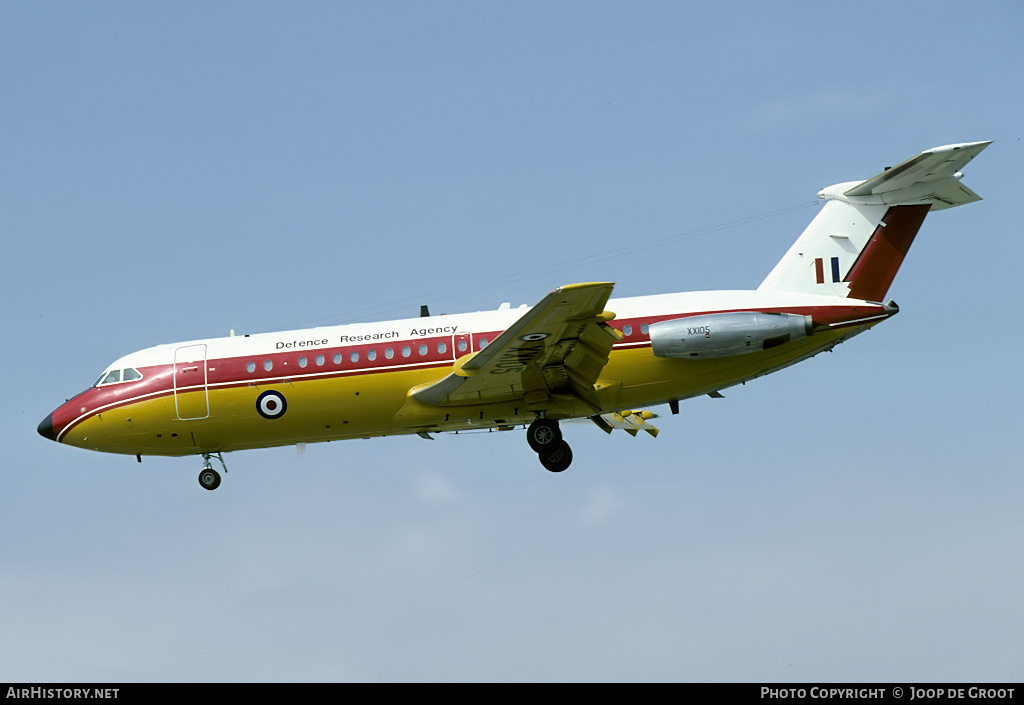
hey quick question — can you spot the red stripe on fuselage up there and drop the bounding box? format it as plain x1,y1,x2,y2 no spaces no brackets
50,303,889,440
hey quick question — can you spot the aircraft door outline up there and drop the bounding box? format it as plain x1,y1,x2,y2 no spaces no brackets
173,344,210,420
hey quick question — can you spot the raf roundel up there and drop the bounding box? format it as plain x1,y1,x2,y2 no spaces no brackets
256,390,288,419
519,332,550,342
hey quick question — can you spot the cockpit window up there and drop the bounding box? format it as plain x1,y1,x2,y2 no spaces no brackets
94,368,143,386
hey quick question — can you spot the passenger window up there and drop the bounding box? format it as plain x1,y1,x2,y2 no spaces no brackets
385,348,394,359
479,338,488,348
264,360,273,372
122,368,142,382
247,361,256,373
368,349,377,361
458,340,468,353
437,342,447,354
298,356,308,368
623,324,632,336
640,323,649,335
418,344,427,356
350,351,359,363
315,355,324,367
334,353,342,364
401,345,411,358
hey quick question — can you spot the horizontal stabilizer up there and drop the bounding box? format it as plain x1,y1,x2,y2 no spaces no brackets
828,141,990,210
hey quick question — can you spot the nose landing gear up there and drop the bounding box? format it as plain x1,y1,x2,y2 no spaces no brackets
527,418,573,473
198,452,228,490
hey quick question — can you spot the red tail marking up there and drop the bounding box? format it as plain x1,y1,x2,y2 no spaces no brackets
845,205,930,301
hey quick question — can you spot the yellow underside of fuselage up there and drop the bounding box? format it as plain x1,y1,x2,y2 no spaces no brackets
61,326,861,457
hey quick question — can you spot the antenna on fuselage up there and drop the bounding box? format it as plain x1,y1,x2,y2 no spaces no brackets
420,305,430,317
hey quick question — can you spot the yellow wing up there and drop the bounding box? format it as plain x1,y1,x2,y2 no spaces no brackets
410,283,621,412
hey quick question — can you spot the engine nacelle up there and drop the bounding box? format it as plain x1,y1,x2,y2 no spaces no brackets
649,312,813,359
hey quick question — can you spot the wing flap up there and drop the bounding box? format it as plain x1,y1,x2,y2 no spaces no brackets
410,282,620,411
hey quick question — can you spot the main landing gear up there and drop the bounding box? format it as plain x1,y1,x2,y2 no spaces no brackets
198,452,228,490
527,418,573,473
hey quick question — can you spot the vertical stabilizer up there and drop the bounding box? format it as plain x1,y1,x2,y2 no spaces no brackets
758,141,989,301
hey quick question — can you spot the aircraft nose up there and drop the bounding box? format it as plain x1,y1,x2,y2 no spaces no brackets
37,413,56,441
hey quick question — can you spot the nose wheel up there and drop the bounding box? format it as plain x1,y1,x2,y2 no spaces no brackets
198,452,228,490
527,418,573,472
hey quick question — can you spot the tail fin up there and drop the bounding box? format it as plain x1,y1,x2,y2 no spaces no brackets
758,141,990,301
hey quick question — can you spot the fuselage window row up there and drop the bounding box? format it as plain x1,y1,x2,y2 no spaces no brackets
241,338,468,378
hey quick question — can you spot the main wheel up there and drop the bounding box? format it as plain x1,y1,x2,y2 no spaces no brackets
538,439,573,473
526,418,562,452
198,467,221,491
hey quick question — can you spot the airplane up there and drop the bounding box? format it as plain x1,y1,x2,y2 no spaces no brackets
37,141,990,490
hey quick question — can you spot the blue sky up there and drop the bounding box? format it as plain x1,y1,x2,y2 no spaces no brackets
3,0,1022,682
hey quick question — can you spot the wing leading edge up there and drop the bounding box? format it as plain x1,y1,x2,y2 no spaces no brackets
410,282,621,412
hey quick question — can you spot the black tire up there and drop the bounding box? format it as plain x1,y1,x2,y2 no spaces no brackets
538,440,573,473
526,418,562,452
198,468,221,491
